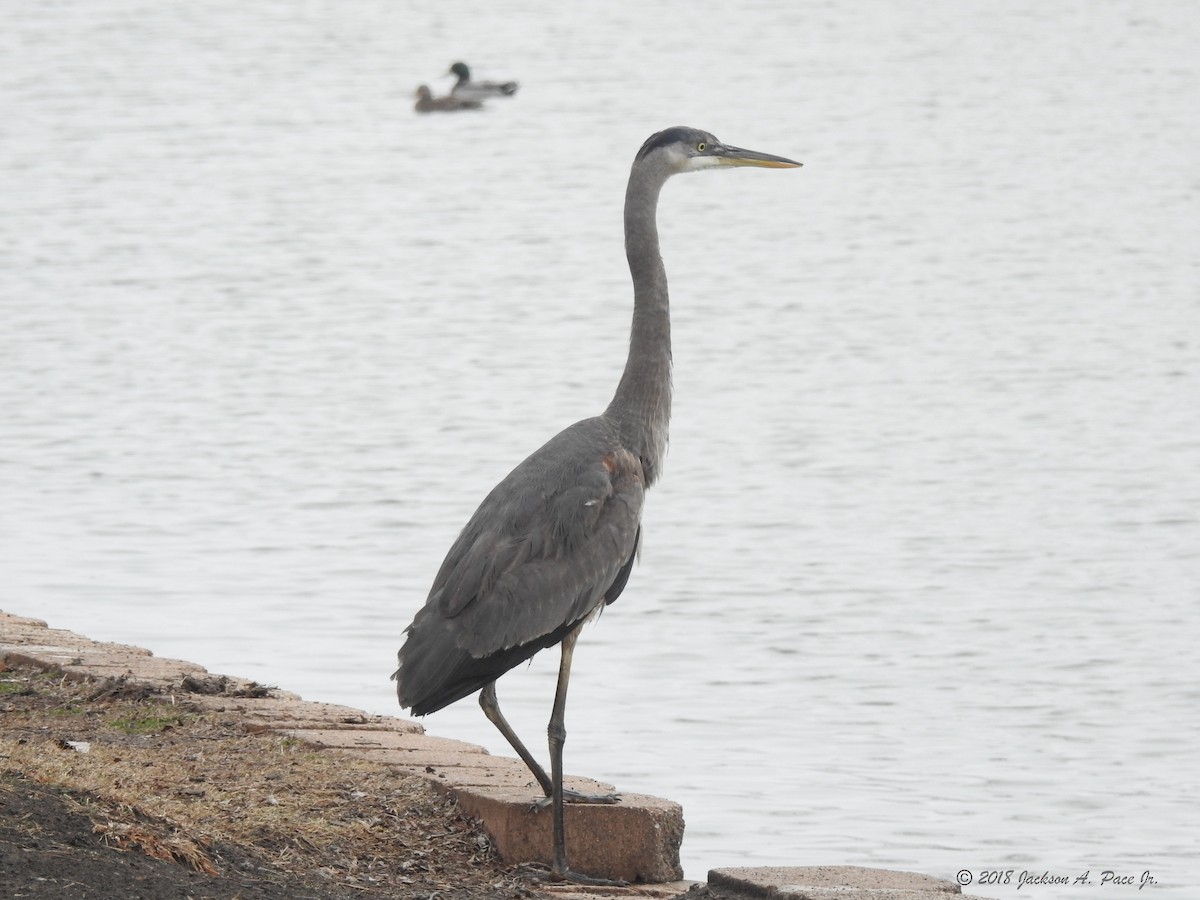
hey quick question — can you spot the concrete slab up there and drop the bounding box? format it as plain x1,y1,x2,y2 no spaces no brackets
381,758,530,784
0,613,260,694
708,866,992,899
454,786,685,885
190,694,426,734
283,727,488,755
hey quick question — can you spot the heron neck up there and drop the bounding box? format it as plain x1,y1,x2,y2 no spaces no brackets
607,164,672,487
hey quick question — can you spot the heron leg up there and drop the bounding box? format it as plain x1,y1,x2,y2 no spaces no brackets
479,682,619,807
479,682,553,796
545,625,626,886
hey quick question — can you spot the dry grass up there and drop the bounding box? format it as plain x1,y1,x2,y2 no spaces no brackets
0,663,533,897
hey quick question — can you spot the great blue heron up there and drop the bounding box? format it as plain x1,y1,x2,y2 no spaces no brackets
414,84,484,114
448,61,518,101
393,126,799,884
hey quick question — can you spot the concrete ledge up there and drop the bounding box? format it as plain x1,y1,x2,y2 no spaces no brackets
0,613,214,689
198,695,426,735
709,866,989,900
0,610,684,884
2,612,994,897
456,785,684,884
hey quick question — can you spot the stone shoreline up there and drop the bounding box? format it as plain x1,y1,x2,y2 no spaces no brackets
1,610,990,900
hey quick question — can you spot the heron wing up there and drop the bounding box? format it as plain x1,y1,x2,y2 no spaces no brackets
437,442,645,657
393,422,646,715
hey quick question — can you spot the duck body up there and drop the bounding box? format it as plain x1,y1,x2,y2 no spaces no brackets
414,84,484,113
448,61,518,101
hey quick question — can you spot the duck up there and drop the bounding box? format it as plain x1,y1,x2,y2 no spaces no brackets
447,61,518,102
414,85,484,114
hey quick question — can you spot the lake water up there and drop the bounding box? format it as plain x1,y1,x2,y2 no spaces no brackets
3,1,1198,896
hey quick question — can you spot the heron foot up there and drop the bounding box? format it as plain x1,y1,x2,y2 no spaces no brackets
552,868,629,887
520,864,627,887
529,788,620,811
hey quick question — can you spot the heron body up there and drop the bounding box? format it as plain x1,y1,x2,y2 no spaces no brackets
394,126,799,884
396,421,644,717
448,61,518,101
414,84,483,114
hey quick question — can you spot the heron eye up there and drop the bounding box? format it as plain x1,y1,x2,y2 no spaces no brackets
696,142,707,152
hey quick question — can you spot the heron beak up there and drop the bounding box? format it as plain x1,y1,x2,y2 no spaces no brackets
714,144,802,169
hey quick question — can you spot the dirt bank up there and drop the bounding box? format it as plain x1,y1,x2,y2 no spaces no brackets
0,661,541,899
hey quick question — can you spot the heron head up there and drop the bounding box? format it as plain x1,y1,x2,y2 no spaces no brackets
637,126,802,174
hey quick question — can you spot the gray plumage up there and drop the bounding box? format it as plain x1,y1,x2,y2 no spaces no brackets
396,423,643,715
393,126,799,884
